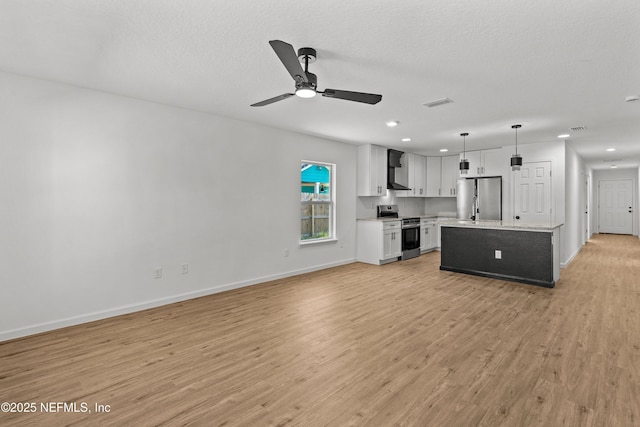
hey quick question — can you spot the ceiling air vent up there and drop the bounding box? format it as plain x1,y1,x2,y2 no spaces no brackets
423,97,453,108
569,126,587,132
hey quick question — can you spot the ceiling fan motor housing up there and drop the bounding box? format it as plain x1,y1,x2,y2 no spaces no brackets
296,72,317,91
297,47,317,63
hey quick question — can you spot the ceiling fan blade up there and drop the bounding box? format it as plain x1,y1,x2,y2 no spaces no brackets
250,93,295,107
322,89,382,105
269,40,308,83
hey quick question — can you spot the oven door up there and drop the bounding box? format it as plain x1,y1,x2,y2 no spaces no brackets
402,226,420,251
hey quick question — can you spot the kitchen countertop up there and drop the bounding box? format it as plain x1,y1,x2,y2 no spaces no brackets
357,214,445,222
439,219,564,231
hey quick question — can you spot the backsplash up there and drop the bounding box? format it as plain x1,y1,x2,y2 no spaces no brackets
357,193,456,218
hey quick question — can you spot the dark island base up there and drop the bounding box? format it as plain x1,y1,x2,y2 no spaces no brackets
439,226,557,288
439,265,555,288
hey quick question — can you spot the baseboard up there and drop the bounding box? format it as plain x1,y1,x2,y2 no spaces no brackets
560,245,582,268
0,258,356,343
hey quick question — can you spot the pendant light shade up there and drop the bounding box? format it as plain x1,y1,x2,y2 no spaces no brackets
511,124,522,171
459,132,469,174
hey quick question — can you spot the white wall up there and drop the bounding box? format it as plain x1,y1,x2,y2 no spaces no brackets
593,167,639,236
0,72,358,341
563,144,589,265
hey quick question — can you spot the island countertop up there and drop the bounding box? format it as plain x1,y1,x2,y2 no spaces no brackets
439,219,563,232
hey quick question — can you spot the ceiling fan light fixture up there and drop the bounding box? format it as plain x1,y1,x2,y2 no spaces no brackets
295,87,317,98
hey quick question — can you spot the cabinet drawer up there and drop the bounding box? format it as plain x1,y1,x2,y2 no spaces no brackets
383,221,401,230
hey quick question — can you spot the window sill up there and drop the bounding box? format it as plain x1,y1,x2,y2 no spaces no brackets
299,238,338,247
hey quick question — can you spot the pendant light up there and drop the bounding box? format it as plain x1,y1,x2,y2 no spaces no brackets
510,124,523,171
459,132,469,174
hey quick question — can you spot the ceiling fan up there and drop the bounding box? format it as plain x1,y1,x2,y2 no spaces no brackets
251,40,382,107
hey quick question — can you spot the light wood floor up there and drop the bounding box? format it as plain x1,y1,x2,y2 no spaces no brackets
1,234,639,426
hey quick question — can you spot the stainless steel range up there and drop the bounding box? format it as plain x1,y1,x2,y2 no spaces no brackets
400,217,421,260
377,205,421,261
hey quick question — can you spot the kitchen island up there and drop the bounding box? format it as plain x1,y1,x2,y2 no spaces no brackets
439,219,563,288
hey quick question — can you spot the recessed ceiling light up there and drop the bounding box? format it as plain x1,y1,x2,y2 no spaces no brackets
401,138,411,142
611,165,618,169
557,134,570,138
385,120,399,127
440,149,448,152
606,148,616,152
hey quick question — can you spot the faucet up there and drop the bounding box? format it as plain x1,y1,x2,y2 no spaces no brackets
470,195,477,221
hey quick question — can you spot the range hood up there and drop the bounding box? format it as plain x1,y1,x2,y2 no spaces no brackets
387,149,411,191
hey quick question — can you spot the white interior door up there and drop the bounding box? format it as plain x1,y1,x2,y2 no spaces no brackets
584,174,590,242
598,179,633,234
513,161,552,223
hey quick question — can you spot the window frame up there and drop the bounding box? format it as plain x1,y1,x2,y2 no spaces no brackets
300,160,336,245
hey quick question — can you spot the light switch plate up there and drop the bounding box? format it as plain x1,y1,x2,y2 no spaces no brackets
495,250,502,259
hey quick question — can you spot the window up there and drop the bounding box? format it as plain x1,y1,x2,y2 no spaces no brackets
301,161,335,242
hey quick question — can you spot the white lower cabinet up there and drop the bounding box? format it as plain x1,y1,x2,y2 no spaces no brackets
420,219,437,252
357,220,401,265
383,225,402,260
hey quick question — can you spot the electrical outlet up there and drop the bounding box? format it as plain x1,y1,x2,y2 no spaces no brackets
495,250,502,260
181,263,189,275
284,248,289,257
154,267,163,279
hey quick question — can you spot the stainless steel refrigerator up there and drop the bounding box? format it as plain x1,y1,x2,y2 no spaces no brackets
456,177,502,220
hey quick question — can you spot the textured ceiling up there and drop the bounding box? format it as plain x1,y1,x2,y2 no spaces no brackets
1,0,639,169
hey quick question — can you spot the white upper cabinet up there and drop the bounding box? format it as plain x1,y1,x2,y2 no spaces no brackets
357,144,387,196
426,156,442,197
397,153,427,197
481,148,505,177
440,155,459,197
459,148,504,177
425,155,457,197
